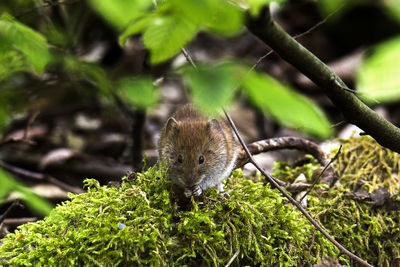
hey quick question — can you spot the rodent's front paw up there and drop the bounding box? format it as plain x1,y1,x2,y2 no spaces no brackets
183,185,202,198
184,188,193,198
192,185,202,196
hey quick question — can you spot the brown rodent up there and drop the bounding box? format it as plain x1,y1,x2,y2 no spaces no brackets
158,104,239,198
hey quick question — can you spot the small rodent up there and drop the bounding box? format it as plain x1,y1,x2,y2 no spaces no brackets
158,104,239,198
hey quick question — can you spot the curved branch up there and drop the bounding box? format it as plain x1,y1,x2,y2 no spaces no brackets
247,7,400,153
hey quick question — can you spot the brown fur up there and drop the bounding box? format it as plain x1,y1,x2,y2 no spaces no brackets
158,105,238,197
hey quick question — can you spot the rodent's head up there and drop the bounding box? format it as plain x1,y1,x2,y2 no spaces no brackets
160,116,229,190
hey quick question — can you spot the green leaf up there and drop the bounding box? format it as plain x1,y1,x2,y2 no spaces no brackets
174,0,244,36
118,15,156,46
0,46,27,80
0,169,14,200
118,77,159,109
120,0,243,63
88,0,152,30
143,15,198,64
317,0,358,17
201,0,243,36
64,56,112,95
243,71,333,138
0,169,53,216
0,106,9,131
246,0,285,16
385,0,400,22
0,14,51,73
183,62,242,114
357,37,400,104
119,15,155,46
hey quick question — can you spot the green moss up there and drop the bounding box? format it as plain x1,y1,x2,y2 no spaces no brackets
308,136,400,266
335,136,400,194
0,167,336,266
271,154,321,183
1,136,398,266
308,187,400,266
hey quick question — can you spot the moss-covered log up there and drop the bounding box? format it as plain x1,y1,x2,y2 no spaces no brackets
0,136,399,266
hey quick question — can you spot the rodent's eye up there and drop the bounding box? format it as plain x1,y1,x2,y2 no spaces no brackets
199,155,205,165
177,155,183,163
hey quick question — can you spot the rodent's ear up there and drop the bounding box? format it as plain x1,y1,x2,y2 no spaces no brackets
165,117,178,134
207,119,223,135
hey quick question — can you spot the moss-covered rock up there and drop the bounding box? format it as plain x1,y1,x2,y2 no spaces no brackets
308,137,400,266
274,136,400,266
0,167,336,266
0,136,399,266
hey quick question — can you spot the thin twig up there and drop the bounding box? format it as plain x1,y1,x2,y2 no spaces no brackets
224,110,372,267
0,201,22,225
292,7,341,40
16,0,80,18
299,145,342,203
3,217,38,225
307,231,316,262
181,48,197,69
0,160,84,194
225,246,240,267
113,94,146,170
249,50,274,71
333,78,357,94
0,138,36,148
331,120,345,128
250,7,340,71
23,111,40,140
0,112,40,148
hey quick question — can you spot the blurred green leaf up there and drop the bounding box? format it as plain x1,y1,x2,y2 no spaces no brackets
64,56,112,95
88,0,152,30
0,170,14,201
118,77,159,109
0,14,51,73
0,45,27,80
385,0,400,22
119,15,155,46
0,107,9,131
0,169,53,216
143,15,198,64
174,0,243,36
43,22,70,47
357,37,400,104
202,0,243,35
0,93,11,131
183,62,243,114
243,71,333,138
120,0,244,63
0,88,23,131
245,0,285,16
317,0,358,17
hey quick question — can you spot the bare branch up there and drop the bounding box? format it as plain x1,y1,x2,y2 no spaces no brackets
247,6,400,154
0,160,84,194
